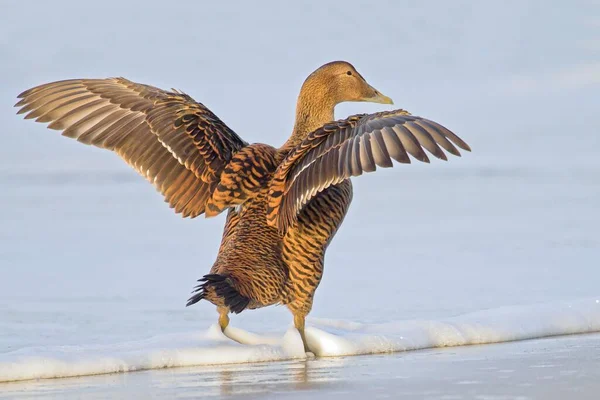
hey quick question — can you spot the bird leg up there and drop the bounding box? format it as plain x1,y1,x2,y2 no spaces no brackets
293,313,311,353
218,306,230,332
218,306,244,345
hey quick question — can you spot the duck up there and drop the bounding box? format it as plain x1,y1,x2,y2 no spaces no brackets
15,61,470,353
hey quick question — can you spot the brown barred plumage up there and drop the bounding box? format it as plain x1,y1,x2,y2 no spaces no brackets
16,61,470,352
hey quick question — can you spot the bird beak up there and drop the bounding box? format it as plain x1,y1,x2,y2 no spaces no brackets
364,85,394,105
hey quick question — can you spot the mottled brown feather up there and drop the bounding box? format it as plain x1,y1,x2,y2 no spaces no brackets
206,144,278,217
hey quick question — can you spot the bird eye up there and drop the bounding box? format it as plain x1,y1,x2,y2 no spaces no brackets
346,71,352,76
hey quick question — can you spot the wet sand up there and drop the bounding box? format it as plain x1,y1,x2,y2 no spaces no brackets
3,332,599,399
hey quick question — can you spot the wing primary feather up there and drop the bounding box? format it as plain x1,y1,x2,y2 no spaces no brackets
381,126,410,164
31,94,98,122
370,130,393,168
423,119,471,151
415,120,461,156
17,87,88,115
86,110,131,146
405,121,447,161
392,124,430,163
65,105,118,143
17,80,84,101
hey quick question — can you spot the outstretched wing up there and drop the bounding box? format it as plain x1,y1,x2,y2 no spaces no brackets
267,109,471,231
16,78,247,218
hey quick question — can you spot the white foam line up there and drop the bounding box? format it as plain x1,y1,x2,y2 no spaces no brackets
1,297,599,383
308,297,600,356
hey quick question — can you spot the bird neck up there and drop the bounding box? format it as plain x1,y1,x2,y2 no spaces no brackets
281,82,336,152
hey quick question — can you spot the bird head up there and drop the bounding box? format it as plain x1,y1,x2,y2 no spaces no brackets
303,61,393,106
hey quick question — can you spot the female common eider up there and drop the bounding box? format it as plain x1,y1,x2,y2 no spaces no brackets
16,61,471,352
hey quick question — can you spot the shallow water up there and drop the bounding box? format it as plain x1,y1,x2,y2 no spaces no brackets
3,333,600,399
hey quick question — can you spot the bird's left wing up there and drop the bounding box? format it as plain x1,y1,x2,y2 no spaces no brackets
267,109,471,232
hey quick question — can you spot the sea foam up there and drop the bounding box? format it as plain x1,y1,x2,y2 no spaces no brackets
1,297,599,383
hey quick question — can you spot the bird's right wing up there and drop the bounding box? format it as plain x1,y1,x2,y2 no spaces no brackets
16,78,248,218
267,110,471,232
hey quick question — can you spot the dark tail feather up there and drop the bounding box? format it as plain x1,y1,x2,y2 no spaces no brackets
186,274,250,314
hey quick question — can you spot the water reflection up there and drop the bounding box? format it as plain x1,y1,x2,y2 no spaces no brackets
0,356,349,399
211,357,347,397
